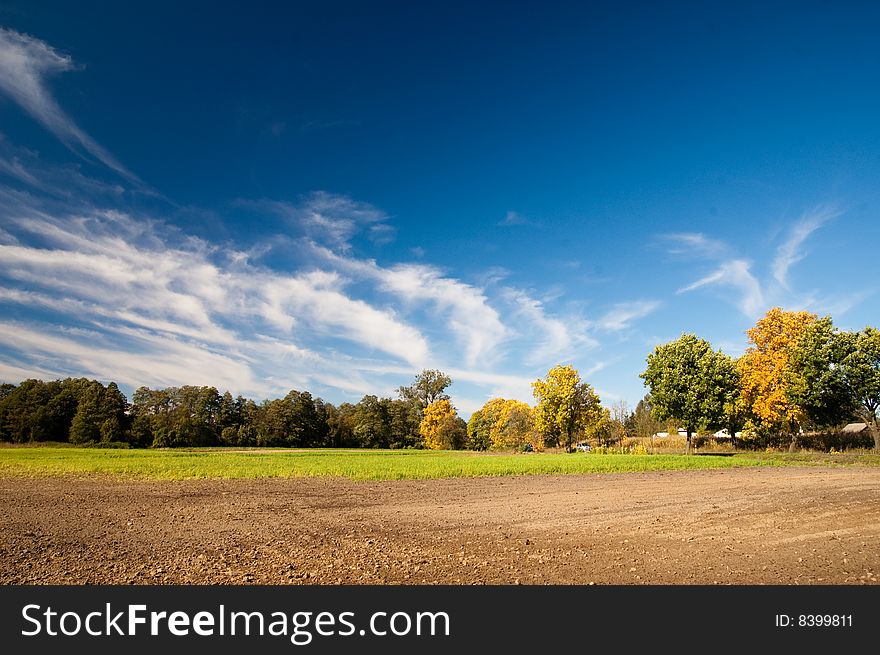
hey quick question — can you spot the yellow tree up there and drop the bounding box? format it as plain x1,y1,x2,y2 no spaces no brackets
419,399,466,450
532,364,603,451
468,398,536,450
738,307,816,436
489,399,533,450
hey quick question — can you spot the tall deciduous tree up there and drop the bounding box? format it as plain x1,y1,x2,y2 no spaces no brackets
640,334,735,454
531,365,603,452
789,320,880,451
469,398,535,450
841,328,880,451
397,369,452,409
786,317,855,430
738,307,816,438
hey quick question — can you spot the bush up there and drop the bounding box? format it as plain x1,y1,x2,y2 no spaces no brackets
81,441,130,449
740,429,873,452
588,441,649,455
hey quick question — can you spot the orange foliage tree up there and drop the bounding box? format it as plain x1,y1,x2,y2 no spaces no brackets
738,307,816,435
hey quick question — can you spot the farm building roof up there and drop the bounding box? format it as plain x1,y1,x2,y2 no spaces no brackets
841,422,868,433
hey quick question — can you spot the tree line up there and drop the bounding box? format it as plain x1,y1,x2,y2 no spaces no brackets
0,365,608,452
0,371,453,449
2,307,876,452
640,307,880,452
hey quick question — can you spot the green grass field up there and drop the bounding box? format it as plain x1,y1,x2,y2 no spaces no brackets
1,445,876,481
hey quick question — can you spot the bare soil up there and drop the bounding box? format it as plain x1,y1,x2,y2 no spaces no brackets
1,466,878,585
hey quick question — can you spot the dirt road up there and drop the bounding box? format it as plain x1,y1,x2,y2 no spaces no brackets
2,466,878,584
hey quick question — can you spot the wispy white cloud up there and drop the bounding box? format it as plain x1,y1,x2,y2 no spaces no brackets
799,290,875,319
771,205,841,289
678,259,765,317
376,263,511,366
595,300,662,332
660,232,727,257
670,206,855,319
309,243,511,367
0,28,138,182
0,136,127,201
0,207,431,396
1,158,609,405
502,287,596,364
0,320,264,393
301,191,395,247
240,191,394,250
0,151,658,407
0,154,40,187
582,360,611,377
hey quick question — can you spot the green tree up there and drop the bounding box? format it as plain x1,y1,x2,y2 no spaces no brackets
387,399,422,449
30,382,78,442
352,395,392,448
842,328,880,451
0,379,50,442
397,369,452,409
99,382,129,442
531,364,603,452
100,416,123,442
328,402,358,447
631,395,662,439
640,334,734,454
715,354,746,448
237,398,259,446
789,321,880,451
786,317,855,430
466,408,492,450
218,391,239,432
69,382,104,444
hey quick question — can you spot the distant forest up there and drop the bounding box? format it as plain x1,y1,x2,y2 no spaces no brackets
0,377,439,449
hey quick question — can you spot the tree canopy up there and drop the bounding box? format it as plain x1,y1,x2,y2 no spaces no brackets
397,369,452,409
788,320,880,451
468,398,537,451
738,307,817,434
419,399,466,450
532,364,603,452
640,334,736,452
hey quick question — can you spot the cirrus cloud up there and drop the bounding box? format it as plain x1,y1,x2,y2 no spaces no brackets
0,28,139,183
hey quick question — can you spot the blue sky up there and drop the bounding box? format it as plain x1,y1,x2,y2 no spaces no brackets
1,1,878,416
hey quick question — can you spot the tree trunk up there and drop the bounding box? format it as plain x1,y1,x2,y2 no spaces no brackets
686,428,692,456
788,433,798,453
870,421,880,453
